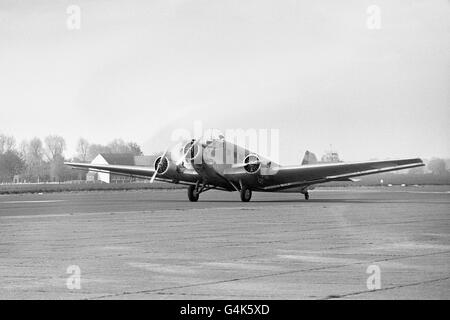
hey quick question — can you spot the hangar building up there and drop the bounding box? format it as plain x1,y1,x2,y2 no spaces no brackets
86,153,154,183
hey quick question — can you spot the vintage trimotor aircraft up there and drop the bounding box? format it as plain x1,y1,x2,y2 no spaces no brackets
65,136,424,202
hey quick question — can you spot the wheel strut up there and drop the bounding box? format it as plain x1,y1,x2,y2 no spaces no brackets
188,182,212,202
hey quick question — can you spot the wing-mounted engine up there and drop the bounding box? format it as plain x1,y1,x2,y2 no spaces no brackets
231,153,275,175
153,156,178,178
243,154,261,174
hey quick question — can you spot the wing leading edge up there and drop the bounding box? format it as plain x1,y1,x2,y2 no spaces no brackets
65,162,156,177
263,158,424,191
64,161,201,186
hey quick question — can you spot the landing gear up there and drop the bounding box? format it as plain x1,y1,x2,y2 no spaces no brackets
187,182,213,202
240,186,252,202
304,191,310,200
187,185,199,202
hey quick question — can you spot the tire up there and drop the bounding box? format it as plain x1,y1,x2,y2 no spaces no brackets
304,192,309,200
188,185,199,202
240,186,252,202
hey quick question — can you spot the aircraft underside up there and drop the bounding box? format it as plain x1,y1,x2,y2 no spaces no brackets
186,182,311,202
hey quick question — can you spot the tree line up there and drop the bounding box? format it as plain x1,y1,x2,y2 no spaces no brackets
0,134,143,183
0,133,449,183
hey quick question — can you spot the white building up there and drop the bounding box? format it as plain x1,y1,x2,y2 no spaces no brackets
86,153,136,183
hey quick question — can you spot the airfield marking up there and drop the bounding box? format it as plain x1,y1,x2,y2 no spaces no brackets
1,200,448,221
314,189,450,194
0,200,66,204
0,205,294,219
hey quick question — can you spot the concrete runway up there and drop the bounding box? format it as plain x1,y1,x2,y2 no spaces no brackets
0,186,449,299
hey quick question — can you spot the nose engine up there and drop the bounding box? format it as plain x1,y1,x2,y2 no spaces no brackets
183,140,203,164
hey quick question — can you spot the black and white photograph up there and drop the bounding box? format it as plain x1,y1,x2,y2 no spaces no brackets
0,0,449,305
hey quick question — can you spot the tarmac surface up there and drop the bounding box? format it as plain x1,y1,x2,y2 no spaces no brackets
0,186,449,299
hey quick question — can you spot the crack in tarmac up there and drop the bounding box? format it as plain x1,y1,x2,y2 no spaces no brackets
323,275,450,299
88,250,450,300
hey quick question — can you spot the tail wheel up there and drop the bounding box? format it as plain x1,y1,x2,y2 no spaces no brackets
187,185,199,202
240,186,252,202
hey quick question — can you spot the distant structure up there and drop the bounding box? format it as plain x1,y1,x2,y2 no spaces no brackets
301,149,342,165
87,153,154,183
321,149,341,163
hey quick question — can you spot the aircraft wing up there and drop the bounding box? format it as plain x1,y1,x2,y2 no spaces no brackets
65,162,157,178
262,158,424,191
65,161,202,186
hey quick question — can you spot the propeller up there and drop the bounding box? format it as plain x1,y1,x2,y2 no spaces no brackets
150,147,169,183
231,154,264,168
176,137,203,166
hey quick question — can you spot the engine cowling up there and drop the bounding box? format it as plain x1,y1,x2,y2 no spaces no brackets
243,154,261,174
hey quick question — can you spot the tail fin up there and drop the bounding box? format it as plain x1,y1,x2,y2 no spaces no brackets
301,150,318,165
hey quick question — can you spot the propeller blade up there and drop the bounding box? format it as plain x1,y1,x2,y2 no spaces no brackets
150,165,159,183
176,139,200,165
150,147,169,183
231,160,262,168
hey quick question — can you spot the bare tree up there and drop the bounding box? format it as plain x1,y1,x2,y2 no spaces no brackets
44,135,66,161
127,142,143,156
23,137,46,182
44,135,66,181
87,144,112,161
27,138,44,163
428,158,447,176
107,139,129,153
0,151,25,182
108,139,143,155
0,134,16,154
76,138,90,162
19,140,28,160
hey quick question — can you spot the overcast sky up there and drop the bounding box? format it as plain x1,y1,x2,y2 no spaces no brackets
0,0,448,164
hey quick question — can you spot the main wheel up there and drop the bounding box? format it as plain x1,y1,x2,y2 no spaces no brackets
187,185,199,202
240,186,252,202
304,191,310,200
